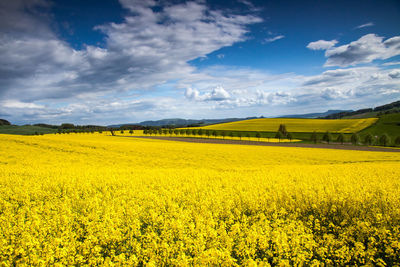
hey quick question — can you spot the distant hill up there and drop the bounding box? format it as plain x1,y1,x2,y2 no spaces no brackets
109,117,258,128
322,100,400,119
277,110,352,119
0,119,11,125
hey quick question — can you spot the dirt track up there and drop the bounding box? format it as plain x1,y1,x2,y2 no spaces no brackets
127,136,400,153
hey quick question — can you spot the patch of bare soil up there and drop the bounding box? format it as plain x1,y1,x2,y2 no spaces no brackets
127,136,400,152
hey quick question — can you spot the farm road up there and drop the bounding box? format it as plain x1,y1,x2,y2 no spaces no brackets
126,136,400,153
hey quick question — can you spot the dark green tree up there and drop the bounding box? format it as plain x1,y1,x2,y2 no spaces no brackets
192,129,197,136
206,130,211,138
174,129,179,136
180,129,185,135
163,129,168,136
212,130,217,138
379,134,390,146
221,131,226,139
275,131,283,142
287,132,293,142
350,133,360,145
237,132,242,140
229,131,234,139
168,129,173,137
322,131,332,144
129,130,133,135
120,130,124,134
110,130,115,136
198,129,203,138
337,133,345,144
310,131,318,144
158,129,162,135
394,136,400,147
255,132,261,141
246,132,251,140
363,133,374,145
186,129,191,136
278,124,288,137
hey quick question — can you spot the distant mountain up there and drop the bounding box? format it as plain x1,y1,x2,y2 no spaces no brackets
109,117,258,128
322,100,400,119
276,110,353,119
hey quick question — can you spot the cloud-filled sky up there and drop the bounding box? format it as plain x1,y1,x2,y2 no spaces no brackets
0,0,399,125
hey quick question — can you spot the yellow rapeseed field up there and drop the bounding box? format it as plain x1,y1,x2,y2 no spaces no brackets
0,133,399,266
194,117,378,133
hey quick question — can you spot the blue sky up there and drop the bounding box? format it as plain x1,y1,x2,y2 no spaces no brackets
0,0,399,125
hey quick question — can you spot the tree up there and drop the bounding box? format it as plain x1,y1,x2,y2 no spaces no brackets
129,130,134,135
310,131,318,144
287,132,293,142
198,129,203,138
212,130,217,138
163,129,168,136
363,133,374,146
221,131,226,139
168,129,173,137
379,134,390,147
246,132,251,140
229,131,234,139
174,129,179,136
186,129,191,136
278,124,288,137
237,132,242,140
110,130,115,136
158,129,163,135
322,131,332,144
180,129,185,135
350,133,360,145
192,129,198,136
336,133,345,144
98,130,103,134
275,131,283,142
120,130,124,134
255,132,261,141
395,136,400,147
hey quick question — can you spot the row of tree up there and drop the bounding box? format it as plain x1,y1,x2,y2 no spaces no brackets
312,131,399,147
142,126,295,142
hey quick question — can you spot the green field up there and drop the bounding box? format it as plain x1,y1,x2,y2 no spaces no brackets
0,125,57,135
196,117,378,133
358,113,400,141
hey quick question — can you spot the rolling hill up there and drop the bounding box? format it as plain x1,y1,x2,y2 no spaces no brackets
358,113,400,140
192,118,378,133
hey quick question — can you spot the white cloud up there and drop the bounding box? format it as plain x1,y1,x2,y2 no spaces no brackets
264,35,285,43
322,34,400,67
0,0,262,103
382,61,400,66
185,86,230,101
354,22,374,29
2,100,45,109
307,40,338,50
389,70,400,79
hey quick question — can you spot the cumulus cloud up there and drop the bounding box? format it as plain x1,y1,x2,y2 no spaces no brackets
389,70,400,79
185,86,230,101
0,0,261,103
307,40,337,50
308,34,400,67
